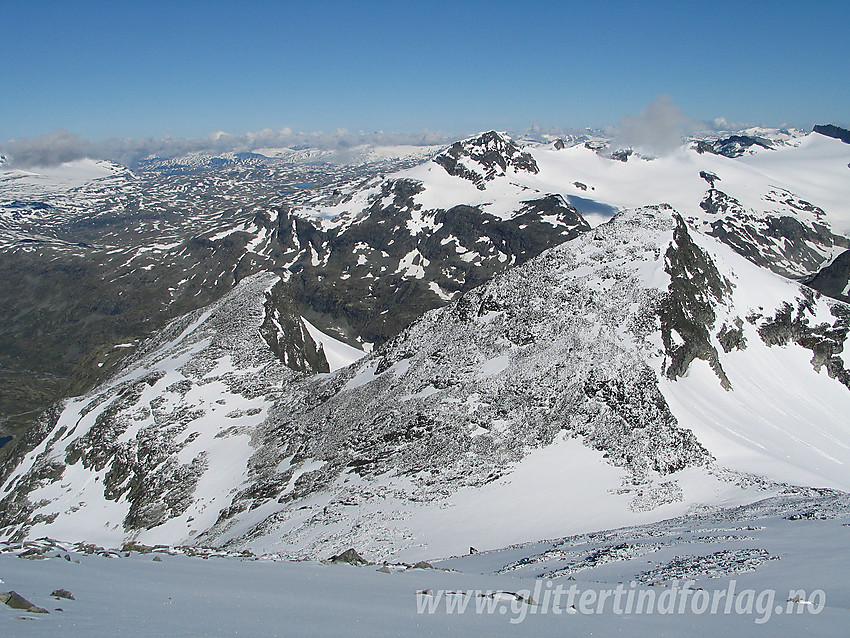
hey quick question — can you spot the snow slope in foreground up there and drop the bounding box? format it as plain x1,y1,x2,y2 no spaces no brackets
1,493,848,637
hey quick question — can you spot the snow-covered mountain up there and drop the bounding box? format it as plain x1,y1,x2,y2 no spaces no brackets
0,133,592,442
301,128,850,283
272,127,850,346
3,202,849,561
1,125,850,565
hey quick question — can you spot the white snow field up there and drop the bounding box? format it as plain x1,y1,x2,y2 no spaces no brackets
2,493,849,637
0,159,131,193
302,318,365,371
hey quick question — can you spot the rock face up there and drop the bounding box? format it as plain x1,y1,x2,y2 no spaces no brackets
660,214,733,389
693,187,848,279
694,135,774,158
813,124,850,144
272,182,590,346
264,130,592,347
805,249,850,304
699,188,742,216
755,293,850,390
4,206,849,560
259,281,329,373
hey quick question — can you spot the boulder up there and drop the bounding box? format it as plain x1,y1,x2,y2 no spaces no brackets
51,589,75,600
1,591,49,613
329,548,368,565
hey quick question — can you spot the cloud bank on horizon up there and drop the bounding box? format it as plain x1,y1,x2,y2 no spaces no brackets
0,96,809,169
0,127,459,169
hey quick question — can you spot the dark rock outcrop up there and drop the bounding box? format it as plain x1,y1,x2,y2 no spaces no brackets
700,189,744,216
329,548,368,565
804,249,850,303
259,281,329,373
699,171,719,188
660,214,733,389
754,293,850,389
695,135,774,158
51,589,75,600
813,124,850,144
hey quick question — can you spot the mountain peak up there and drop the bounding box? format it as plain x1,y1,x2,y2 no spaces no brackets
433,130,539,189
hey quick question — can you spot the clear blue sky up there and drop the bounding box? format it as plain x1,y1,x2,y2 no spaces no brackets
2,0,848,141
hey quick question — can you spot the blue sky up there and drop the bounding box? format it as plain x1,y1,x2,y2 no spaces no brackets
2,0,848,142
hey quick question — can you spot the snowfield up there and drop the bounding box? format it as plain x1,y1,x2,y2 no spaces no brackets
2,493,849,636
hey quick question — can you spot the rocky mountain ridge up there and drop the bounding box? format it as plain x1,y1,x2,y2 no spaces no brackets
0,133,590,443
3,204,849,560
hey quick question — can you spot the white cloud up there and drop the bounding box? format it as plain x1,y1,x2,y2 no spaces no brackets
612,95,701,156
